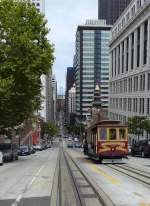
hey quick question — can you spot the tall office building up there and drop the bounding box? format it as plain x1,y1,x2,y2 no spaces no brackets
32,0,52,122
75,20,111,121
45,70,53,123
109,0,150,124
52,75,57,124
65,67,75,122
98,0,131,24
68,84,76,114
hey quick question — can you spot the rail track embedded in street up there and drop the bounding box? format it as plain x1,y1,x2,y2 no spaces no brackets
106,164,150,188
59,148,114,206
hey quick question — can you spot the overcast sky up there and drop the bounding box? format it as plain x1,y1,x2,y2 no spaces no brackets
45,0,97,93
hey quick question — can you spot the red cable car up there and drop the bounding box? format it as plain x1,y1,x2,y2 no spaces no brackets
85,120,128,163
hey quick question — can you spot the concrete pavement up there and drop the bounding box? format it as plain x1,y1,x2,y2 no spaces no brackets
67,147,150,206
0,146,59,206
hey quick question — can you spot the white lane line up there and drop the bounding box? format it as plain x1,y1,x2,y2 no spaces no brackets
12,164,45,206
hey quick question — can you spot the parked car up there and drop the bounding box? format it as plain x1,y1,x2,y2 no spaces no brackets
46,143,51,148
67,142,74,148
33,144,43,151
0,151,3,166
74,142,82,148
18,145,31,156
68,137,73,141
74,138,79,142
131,140,150,157
0,143,18,161
29,146,36,154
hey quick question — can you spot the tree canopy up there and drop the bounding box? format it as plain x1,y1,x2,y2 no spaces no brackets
0,0,54,130
127,116,150,140
66,123,85,136
43,122,59,137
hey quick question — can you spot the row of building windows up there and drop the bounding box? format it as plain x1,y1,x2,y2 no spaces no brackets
112,0,148,39
110,97,150,115
111,20,149,77
110,73,150,94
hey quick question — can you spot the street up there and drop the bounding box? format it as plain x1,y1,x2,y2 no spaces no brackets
1,141,150,206
67,147,150,206
0,146,59,206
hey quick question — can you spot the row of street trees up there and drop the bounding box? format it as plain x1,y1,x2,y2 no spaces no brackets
0,0,54,133
128,116,150,141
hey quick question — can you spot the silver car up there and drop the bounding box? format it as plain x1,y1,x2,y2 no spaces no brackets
0,151,3,166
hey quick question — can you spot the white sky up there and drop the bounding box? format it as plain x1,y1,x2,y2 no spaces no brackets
45,0,98,92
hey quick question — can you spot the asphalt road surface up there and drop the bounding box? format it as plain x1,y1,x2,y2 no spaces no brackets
0,146,59,206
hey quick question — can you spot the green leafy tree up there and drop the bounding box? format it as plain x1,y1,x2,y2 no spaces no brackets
43,122,59,138
143,118,150,140
128,116,146,141
0,0,54,130
66,123,85,137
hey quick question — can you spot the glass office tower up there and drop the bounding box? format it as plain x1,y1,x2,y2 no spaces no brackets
75,20,111,121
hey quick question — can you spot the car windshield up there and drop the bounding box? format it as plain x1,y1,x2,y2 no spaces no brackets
20,146,28,150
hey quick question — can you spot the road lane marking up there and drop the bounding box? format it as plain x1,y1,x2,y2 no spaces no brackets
90,165,121,184
81,158,120,184
12,164,45,206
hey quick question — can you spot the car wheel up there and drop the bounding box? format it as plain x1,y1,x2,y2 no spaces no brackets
15,156,18,160
141,151,145,158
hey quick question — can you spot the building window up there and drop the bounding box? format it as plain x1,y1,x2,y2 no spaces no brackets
134,76,138,91
135,98,138,113
128,98,132,112
143,74,145,91
147,98,150,115
143,20,148,65
128,77,132,92
131,33,134,69
137,27,140,67
126,12,130,22
115,48,117,76
147,73,150,90
118,45,120,74
126,37,129,71
131,5,135,16
139,98,144,114
140,75,142,91
111,51,113,77
122,41,124,73
137,0,141,9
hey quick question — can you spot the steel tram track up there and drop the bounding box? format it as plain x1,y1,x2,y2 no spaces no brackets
106,164,150,187
62,148,115,206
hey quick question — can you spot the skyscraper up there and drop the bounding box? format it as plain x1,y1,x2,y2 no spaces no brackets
75,20,111,121
32,0,51,122
98,0,131,25
65,67,75,122
109,0,150,125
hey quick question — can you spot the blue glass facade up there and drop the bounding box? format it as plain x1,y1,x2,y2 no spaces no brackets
75,21,111,120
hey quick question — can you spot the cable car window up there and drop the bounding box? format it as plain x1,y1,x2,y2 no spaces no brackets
100,128,107,140
109,129,116,140
119,128,126,139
